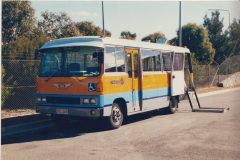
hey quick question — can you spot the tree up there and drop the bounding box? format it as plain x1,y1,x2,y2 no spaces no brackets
229,19,240,55
120,31,136,40
38,11,81,39
203,11,230,63
2,1,36,44
75,21,111,37
141,32,166,43
169,23,215,64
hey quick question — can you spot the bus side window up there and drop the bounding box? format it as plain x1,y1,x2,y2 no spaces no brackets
105,46,117,72
133,54,138,78
141,50,161,71
173,53,184,71
126,54,132,78
162,52,172,71
115,47,125,72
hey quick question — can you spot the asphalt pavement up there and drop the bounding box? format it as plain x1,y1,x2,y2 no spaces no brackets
2,89,240,160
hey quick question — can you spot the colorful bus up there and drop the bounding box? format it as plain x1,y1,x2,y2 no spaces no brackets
35,36,192,129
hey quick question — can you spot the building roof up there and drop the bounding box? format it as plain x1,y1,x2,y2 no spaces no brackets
41,36,190,53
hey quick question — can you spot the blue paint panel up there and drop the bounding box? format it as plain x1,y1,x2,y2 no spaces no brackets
37,87,169,108
100,87,169,106
142,88,169,99
100,92,132,107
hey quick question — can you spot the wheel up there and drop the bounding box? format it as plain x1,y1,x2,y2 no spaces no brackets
168,97,178,114
107,103,124,129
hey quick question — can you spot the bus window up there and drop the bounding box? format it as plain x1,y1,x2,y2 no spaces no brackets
156,54,162,71
134,54,139,78
173,53,184,71
162,52,172,71
115,47,125,72
126,54,132,77
141,50,161,71
105,46,116,72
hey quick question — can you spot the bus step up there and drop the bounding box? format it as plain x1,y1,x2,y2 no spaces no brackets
192,107,229,113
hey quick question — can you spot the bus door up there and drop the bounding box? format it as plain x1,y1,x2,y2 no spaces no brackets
125,48,142,112
171,52,185,96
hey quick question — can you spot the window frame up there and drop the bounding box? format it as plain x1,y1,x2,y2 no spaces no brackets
140,48,162,72
162,51,173,72
104,45,126,73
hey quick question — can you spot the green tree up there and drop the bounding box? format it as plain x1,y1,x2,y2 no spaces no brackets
229,19,240,55
203,11,230,63
75,21,111,37
120,31,136,40
2,1,36,44
2,31,48,59
38,11,81,39
169,23,215,64
141,32,166,43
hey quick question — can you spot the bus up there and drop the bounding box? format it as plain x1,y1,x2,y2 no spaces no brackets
35,36,192,129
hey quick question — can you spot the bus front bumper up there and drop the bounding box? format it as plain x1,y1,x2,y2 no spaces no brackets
36,106,112,117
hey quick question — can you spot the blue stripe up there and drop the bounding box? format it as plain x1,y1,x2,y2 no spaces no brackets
37,88,169,108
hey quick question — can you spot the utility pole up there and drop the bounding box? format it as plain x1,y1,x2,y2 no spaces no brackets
102,1,105,37
179,1,182,47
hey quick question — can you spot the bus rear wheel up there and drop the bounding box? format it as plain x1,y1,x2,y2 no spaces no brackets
168,97,178,114
107,103,124,129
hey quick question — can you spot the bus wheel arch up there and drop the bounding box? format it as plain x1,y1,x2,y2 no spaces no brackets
113,98,127,118
105,98,127,129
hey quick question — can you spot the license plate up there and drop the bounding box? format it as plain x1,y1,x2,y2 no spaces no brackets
56,108,68,115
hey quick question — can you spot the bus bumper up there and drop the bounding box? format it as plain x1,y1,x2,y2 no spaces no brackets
36,106,112,117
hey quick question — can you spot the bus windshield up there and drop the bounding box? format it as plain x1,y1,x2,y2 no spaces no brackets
39,46,103,77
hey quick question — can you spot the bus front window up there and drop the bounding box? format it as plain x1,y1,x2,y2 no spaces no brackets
39,46,103,77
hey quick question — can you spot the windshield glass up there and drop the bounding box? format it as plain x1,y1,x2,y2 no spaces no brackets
39,46,103,77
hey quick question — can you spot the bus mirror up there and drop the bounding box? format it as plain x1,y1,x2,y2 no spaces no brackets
34,49,39,60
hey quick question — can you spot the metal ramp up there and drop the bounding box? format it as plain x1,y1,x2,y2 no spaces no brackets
185,72,229,113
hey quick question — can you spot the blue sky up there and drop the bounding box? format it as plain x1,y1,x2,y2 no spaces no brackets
32,1,240,40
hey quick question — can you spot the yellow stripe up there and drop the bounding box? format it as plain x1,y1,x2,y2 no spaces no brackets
37,73,170,95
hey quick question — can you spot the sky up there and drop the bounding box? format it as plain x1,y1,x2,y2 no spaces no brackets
31,0,240,41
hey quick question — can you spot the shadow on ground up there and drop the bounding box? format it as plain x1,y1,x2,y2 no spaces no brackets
2,108,171,145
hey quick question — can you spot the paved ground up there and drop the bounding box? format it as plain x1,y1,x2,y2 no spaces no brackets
2,89,240,160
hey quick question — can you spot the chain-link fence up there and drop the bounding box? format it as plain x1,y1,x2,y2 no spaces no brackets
2,59,40,110
192,55,240,88
1,54,240,110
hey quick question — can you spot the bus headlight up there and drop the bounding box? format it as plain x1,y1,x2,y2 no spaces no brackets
82,98,97,104
83,98,90,104
42,97,47,102
37,97,41,102
37,97,47,102
90,98,97,104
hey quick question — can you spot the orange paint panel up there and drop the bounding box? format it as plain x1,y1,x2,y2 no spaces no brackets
37,76,102,95
37,73,170,95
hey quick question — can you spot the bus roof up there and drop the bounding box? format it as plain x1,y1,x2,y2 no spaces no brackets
41,36,190,53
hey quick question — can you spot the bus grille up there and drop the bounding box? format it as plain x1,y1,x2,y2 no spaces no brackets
46,97,80,105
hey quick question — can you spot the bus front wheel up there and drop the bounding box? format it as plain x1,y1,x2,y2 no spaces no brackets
107,103,124,129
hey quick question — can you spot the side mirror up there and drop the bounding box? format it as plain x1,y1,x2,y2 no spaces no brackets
34,48,39,60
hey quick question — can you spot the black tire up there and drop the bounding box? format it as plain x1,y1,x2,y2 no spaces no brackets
168,97,178,114
106,103,124,129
